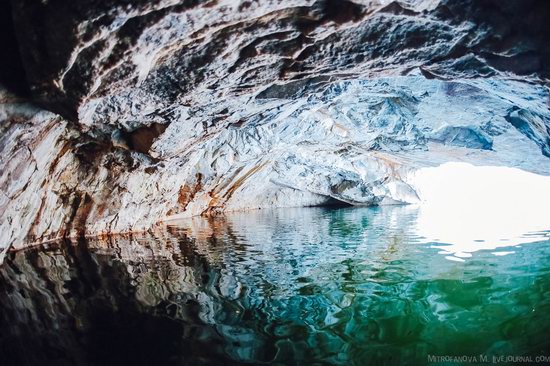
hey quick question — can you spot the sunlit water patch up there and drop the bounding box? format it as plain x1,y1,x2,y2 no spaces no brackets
1,206,550,365
409,162,550,261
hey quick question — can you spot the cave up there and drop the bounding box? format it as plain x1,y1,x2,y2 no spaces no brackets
1,1,550,365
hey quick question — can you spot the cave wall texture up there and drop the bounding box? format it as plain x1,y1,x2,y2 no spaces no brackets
1,0,550,259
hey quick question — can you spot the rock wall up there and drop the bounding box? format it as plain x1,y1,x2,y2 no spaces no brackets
1,0,550,256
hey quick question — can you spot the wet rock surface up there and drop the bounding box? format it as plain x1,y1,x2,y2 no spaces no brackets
1,0,550,255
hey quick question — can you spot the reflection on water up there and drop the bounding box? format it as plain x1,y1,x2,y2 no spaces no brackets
1,206,550,365
410,163,550,260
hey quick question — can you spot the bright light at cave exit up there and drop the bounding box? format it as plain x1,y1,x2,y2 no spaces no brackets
410,162,550,261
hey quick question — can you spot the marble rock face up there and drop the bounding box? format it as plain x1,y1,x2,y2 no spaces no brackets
1,0,550,257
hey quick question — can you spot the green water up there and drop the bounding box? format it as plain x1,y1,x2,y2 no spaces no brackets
1,206,549,365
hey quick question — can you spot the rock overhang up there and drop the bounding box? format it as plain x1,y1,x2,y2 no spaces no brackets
1,0,550,257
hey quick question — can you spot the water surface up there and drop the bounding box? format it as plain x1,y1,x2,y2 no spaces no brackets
1,206,549,365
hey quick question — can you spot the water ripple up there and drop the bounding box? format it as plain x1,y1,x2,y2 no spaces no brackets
1,206,550,365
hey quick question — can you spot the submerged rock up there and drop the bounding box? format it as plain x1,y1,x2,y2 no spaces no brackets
1,0,550,256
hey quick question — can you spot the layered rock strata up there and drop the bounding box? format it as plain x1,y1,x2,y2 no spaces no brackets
1,0,550,256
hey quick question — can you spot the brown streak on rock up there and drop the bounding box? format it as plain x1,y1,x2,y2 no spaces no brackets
204,161,268,216
177,173,203,211
73,192,94,235
126,123,168,154
222,161,267,201
26,192,48,243
48,140,72,175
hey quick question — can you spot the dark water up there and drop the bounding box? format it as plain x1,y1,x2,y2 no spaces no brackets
1,206,550,366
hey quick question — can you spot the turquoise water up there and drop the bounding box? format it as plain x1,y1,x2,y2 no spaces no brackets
1,206,549,365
